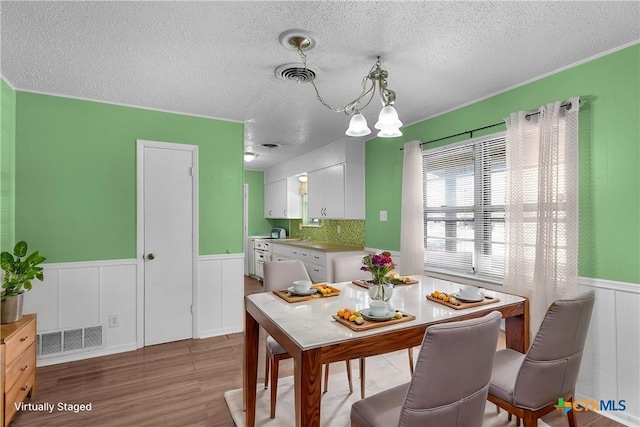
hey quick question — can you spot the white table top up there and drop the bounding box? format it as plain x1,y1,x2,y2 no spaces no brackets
246,275,525,350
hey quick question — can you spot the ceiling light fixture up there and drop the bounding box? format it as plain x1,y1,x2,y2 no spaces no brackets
279,29,402,138
244,152,258,162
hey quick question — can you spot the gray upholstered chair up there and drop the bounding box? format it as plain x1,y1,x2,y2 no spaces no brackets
488,291,595,427
332,254,415,398
263,260,353,418
351,311,502,427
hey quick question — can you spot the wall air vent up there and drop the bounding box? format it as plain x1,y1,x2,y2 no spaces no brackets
37,324,105,358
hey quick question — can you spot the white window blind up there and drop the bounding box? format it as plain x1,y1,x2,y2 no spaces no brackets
423,132,506,281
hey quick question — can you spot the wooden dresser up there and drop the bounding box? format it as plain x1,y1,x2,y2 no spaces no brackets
1,314,36,427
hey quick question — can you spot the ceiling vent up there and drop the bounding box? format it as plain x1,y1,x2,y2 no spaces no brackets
261,143,281,149
275,63,316,83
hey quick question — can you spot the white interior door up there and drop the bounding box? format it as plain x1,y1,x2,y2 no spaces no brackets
141,143,195,346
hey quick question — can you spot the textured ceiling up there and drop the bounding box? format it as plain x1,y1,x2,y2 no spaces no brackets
1,1,639,170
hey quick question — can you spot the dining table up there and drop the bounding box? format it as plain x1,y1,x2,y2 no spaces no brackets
243,275,529,427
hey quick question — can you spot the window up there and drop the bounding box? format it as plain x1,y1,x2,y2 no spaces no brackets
301,194,320,226
298,174,321,227
423,132,505,282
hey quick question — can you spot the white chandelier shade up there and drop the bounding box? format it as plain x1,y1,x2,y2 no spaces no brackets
345,113,372,137
375,105,403,130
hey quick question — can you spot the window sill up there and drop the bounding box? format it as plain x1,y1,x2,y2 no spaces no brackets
301,224,322,228
424,269,504,292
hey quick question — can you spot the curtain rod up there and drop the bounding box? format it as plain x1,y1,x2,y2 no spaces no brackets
399,100,579,150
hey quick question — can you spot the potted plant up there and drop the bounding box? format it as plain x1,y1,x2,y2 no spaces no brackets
1,241,46,323
361,251,395,302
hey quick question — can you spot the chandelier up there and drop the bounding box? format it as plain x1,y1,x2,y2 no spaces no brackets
280,30,403,138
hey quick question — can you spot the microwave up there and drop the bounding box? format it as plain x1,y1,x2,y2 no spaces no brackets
270,228,286,239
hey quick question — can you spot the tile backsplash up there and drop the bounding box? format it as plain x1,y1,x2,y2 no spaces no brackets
288,219,365,247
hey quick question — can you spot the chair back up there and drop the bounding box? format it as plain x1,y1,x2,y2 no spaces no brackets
332,254,370,282
512,291,595,410
399,311,502,427
263,260,311,292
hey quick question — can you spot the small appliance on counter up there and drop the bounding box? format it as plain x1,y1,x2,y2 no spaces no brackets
270,228,286,239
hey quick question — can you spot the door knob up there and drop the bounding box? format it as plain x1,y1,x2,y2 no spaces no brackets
147,253,155,260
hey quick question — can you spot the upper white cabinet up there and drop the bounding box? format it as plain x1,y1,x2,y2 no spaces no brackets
307,163,364,219
264,177,302,218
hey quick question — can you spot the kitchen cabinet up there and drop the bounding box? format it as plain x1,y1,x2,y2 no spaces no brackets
264,177,302,219
307,163,364,219
1,314,36,427
271,242,364,283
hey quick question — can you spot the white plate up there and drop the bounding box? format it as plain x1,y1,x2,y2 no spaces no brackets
451,291,485,303
287,286,317,296
361,308,396,321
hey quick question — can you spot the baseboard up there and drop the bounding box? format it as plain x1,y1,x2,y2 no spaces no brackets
198,327,243,339
37,343,138,367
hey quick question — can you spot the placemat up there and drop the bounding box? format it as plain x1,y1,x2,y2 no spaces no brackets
273,284,341,303
351,278,418,289
332,311,415,331
426,294,499,310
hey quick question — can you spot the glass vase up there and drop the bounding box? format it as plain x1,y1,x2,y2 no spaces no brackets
368,280,394,303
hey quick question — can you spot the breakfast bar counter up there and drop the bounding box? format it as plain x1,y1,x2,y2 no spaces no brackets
243,276,529,427
273,240,364,253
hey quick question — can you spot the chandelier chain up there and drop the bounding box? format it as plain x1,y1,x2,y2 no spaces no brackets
297,47,378,116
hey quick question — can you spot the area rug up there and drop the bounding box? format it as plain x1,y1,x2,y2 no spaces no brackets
225,351,550,426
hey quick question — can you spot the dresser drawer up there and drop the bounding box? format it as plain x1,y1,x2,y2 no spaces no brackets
5,342,36,392
5,369,35,423
3,319,36,365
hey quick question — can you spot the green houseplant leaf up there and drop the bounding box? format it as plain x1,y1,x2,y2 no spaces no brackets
13,241,28,257
1,241,46,301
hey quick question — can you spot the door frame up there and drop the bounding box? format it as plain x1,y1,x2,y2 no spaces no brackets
136,139,199,348
243,183,249,274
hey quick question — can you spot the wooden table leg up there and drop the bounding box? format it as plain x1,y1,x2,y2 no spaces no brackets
294,348,323,427
505,299,530,353
244,308,260,427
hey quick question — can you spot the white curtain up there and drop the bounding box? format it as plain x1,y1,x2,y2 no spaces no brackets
400,140,425,274
504,97,580,336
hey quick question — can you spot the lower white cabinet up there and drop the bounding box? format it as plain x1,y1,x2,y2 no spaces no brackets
271,243,364,282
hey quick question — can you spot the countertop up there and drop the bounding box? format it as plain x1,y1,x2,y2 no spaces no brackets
270,240,364,253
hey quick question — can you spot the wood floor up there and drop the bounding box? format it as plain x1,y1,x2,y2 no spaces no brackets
10,276,624,427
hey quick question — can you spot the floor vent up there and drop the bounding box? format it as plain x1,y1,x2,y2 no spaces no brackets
37,325,105,358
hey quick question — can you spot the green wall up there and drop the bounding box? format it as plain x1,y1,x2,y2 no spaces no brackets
365,44,640,284
0,78,16,253
243,169,272,236
15,92,244,263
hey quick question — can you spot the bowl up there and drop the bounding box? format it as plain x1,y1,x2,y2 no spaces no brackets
292,280,312,293
369,300,388,316
459,285,482,300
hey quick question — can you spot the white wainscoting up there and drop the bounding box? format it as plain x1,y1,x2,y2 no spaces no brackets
23,254,245,366
197,254,244,338
576,278,640,425
360,254,639,424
